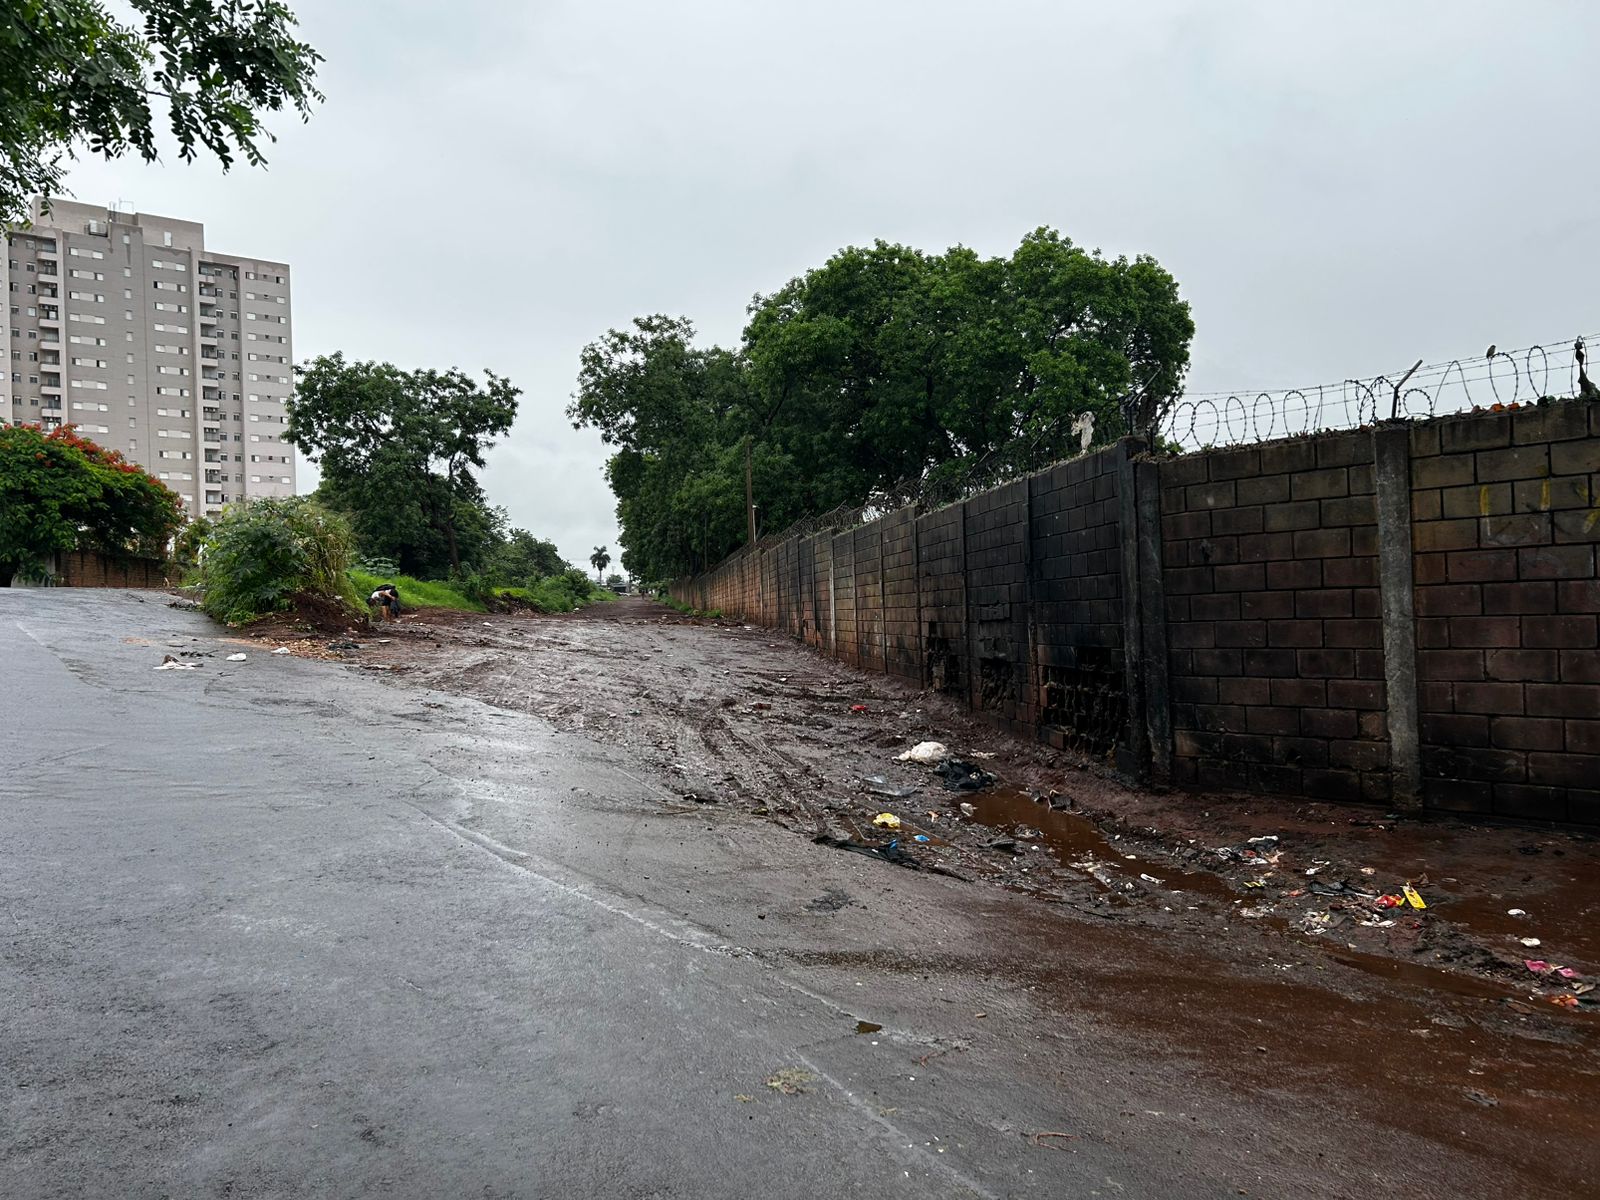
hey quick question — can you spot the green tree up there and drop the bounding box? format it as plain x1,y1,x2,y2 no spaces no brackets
0,0,323,227
570,229,1193,581
287,353,521,578
485,527,567,586
0,423,182,583
589,545,610,582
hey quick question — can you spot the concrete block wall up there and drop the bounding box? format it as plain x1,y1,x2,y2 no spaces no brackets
1408,405,1600,825
1030,454,1127,755
915,506,967,699
1159,430,1391,804
882,511,919,684
671,401,1600,827
963,479,1031,731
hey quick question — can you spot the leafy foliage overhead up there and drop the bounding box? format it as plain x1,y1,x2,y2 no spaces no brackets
0,0,323,226
287,353,521,579
0,423,182,583
569,229,1193,582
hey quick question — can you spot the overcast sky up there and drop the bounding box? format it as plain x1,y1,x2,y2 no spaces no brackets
61,1,1600,571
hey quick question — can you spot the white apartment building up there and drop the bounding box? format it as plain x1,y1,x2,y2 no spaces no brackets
3,199,295,518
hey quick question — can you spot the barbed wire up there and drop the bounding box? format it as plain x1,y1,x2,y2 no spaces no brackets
1160,332,1598,451
710,329,1598,570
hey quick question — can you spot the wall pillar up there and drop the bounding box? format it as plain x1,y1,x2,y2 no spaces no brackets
1373,422,1423,812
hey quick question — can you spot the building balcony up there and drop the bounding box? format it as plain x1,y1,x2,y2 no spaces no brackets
36,245,58,259
38,311,60,326
40,382,62,395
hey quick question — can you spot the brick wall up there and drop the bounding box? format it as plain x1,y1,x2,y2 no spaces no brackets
57,550,172,589
1160,431,1390,804
671,403,1600,828
1409,405,1600,825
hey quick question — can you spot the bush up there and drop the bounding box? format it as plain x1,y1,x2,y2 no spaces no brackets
198,498,362,624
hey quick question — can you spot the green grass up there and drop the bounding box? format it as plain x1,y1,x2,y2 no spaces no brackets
349,569,615,616
657,596,721,620
349,570,486,613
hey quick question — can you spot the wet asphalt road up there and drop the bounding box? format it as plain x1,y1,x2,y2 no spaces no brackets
3,591,1596,1199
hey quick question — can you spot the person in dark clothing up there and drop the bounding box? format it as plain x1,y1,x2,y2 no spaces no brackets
369,583,401,620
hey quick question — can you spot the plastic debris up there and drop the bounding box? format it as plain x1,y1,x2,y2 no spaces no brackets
1520,937,1542,948
850,704,869,714
912,834,930,844
1549,995,1580,1009
1507,908,1527,917
862,775,918,799
153,655,198,671
872,812,902,830
271,647,291,655
1375,894,1406,908
897,741,949,764
1525,960,1552,974
1359,866,1377,876
1556,966,1579,979
1401,883,1427,910
226,652,247,662
959,802,976,817
1247,836,1279,848
934,758,994,792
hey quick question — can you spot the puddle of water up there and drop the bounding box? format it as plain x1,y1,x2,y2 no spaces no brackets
962,787,1237,903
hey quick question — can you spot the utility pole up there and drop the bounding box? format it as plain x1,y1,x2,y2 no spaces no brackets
745,435,758,544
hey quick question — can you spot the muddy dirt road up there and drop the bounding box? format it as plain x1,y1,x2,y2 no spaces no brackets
282,594,1600,1195
10,591,1597,1199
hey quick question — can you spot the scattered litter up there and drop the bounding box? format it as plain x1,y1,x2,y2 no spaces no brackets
1401,883,1427,910
897,741,949,764
1376,894,1406,909
862,775,918,799
225,652,247,662
1239,906,1271,919
153,655,198,671
912,835,930,844
814,832,931,872
763,1068,815,1095
1359,866,1377,876
872,812,902,830
1520,937,1542,948
1507,908,1527,917
850,704,869,714
1555,967,1579,979
934,758,994,792
1242,880,1266,889
482,622,493,628
968,751,997,760
1247,836,1279,848
1549,995,1580,1009
1016,827,1042,840
1029,1132,1078,1149
1525,960,1552,975
958,802,976,817
1358,918,1397,928
271,647,291,655
1139,874,1164,885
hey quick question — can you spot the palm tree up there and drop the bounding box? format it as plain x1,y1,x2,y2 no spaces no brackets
590,545,610,583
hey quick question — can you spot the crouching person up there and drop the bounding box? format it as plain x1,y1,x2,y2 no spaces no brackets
369,583,401,620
